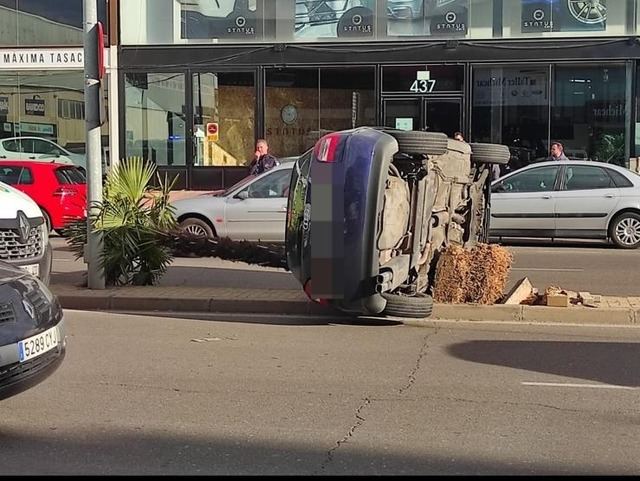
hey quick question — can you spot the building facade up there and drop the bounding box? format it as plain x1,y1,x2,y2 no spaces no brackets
0,0,111,168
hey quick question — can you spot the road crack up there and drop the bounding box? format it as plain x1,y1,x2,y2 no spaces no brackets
398,329,439,395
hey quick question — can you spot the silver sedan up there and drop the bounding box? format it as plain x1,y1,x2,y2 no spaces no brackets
490,160,640,249
172,162,294,243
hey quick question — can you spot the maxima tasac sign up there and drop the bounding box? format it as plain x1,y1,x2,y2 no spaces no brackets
0,48,85,70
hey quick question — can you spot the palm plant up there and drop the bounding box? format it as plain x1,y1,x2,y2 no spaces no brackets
66,157,178,286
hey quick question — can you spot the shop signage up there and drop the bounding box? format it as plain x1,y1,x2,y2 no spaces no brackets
25,98,45,116
206,122,219,141
181,0,257,39
521,0,606,33
18,122,55,136
336,6,374,38
0,48,87,70
0,96,8,115
430,6,468,36
473,70,548,106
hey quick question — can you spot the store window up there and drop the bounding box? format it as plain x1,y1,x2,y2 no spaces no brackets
552,64,627,166
265,67,375,157
0,71,107,170
502,0,629,38
124,73,186,166
471,65,550,170
192,71,255,167
0,0,108,46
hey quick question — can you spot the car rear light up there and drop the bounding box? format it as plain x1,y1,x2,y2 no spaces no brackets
53,187,78,196
303,279,328,305
313,133,341,163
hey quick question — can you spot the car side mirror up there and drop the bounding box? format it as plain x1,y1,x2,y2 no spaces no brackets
235,190,249,200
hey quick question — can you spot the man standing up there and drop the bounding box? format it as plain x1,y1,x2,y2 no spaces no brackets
548,141,569,161
249,139,279,175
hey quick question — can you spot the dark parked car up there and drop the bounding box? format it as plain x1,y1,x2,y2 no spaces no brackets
0,260,65,400
286,126,509,319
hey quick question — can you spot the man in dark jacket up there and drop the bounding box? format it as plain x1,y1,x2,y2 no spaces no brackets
249,139,279,175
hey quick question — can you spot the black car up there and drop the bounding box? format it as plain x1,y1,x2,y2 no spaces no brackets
0,260,65,400
286,127,509,319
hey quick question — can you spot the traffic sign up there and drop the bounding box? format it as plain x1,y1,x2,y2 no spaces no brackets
206,122,219,141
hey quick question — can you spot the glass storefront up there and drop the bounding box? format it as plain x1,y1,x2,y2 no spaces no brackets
0,0,108,46
121,0,638,44
472,63,630,169
0,71,109,170
192,71,255,167
265,66,375,157
124,73,187,167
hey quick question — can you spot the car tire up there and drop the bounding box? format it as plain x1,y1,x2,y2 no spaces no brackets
180,218,215,239
609,212,640,249
388,131,448,156
470,143,511,165
381,292,433,319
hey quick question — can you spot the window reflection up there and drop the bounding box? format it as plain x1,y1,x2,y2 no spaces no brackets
125,73,186,167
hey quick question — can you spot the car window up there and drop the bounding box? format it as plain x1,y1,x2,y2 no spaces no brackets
0,166,22,184
606,168,634,188
494,166,560,193
17,167,33,185
2,139,22,152
564,165,614,190
32,139,60,155
244,169,291,199
55,166,86,184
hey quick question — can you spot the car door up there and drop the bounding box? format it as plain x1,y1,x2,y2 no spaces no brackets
0,139,28,160
553,164,620,238
490,164,561,238
224,168,292,242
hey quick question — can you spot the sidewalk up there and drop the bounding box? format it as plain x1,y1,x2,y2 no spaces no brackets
49,253,640,326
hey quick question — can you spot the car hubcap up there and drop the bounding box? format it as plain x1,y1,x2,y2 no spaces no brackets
184,224,207,237
615,217,640,246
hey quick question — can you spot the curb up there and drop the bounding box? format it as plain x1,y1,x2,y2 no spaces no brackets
53,288,640,326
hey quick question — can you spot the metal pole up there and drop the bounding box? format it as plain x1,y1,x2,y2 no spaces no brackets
84,0,105,289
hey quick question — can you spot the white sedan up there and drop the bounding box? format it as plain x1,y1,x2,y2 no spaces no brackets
172,162,294,243
490,160,640,248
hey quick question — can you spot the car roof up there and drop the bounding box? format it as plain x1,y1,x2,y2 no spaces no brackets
0,160,73,168
511,160,635,174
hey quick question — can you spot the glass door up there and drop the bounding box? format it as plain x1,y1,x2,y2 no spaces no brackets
383,97,462,137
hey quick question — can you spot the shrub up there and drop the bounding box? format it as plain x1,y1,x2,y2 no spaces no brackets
66,157,178,286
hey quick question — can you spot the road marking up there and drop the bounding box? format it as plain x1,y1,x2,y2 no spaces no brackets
511,268,584,272
522,382,637,390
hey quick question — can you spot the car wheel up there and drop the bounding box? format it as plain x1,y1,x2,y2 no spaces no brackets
469,143,511,165
180,218,215,239
610,212,640,249
381,292,433,318
388,131,448,156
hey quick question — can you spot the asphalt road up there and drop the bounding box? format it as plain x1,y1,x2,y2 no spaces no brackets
2,310,639,475
50,237,640,296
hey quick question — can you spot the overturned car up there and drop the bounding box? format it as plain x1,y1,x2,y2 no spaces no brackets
285,127,509,319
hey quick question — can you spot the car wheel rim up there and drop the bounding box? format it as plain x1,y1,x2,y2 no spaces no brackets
615,217,640,246
184,224,207,237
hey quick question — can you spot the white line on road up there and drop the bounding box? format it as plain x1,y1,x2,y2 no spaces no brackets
511,268,584,272
522,382,637,390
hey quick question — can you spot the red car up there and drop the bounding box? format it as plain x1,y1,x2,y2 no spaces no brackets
0,160,86,234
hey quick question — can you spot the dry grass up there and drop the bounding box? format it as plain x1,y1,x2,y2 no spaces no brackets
433,243,513,304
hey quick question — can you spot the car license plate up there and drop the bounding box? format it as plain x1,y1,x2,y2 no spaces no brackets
19,264,39,277
18,326,59,362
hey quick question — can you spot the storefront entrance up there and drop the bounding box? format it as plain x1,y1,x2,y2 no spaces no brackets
383,97,463,138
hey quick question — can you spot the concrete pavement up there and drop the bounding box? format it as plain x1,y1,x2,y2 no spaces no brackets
48,237,640,327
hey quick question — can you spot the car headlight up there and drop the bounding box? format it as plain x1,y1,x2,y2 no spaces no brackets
41,221,49,249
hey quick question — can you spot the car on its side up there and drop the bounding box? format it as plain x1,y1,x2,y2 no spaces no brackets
172,161,295,243
490,160,640,249
0,259,65,400
0,136,86,172
0,161,87,235
0,180,52,284
286,127,510,319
